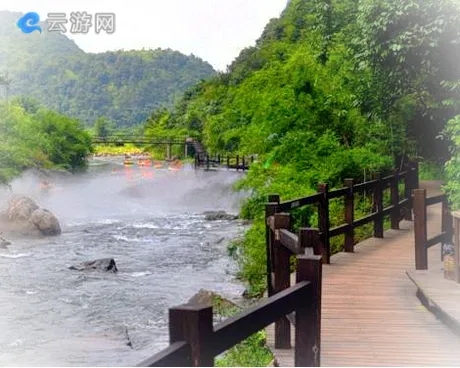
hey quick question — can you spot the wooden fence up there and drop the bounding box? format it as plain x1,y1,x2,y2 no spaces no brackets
452,212,460,283
137,255,322,367
194,153,254,171
264,163,418,347
265,162,419,297
413,189,456,276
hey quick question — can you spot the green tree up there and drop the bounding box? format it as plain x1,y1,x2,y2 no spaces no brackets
93,116,114,138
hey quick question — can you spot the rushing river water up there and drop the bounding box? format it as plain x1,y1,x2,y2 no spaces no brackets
0,158,249,366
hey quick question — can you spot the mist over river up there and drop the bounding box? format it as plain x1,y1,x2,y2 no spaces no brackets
0,158,249,366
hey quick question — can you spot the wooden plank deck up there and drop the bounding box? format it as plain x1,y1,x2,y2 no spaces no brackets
266,183,460,366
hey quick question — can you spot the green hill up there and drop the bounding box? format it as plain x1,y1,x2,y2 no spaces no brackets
0,11,216,127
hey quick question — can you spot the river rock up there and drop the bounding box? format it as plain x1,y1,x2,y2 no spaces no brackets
203,211,239,221
215,237,226,244
69,258,118,273
0,236,11,248
8,196,39,221
30,208,62,236
188,289,241,323
188,289,238,309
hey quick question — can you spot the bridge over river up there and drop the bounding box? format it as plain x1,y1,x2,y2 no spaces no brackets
92,136,253,171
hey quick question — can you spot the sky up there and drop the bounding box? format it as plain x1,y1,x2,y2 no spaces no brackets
1,0,289,71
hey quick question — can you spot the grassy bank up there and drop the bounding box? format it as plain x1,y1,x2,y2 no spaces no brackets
211,295,273,367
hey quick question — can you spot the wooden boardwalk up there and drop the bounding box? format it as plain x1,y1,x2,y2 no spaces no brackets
267,183,460,366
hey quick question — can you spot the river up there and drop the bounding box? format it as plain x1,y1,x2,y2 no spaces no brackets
0,158,249,366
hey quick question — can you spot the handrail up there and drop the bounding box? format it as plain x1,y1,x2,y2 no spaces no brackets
413,189,454,274
194,153,254,172
137,342,191,367
92,136,187,144
266,163,418,268
137,255,322,367
263,163,419,348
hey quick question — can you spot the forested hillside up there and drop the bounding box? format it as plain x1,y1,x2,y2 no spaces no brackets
144,0,460,295
0,11,216,127
0,99,93,185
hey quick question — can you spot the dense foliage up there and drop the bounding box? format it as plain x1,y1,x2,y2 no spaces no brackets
0,11,216,128
145,0,460,296
445,116,460,210
0,99,93,184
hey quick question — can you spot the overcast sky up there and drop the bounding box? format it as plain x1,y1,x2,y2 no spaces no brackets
1,0,288,71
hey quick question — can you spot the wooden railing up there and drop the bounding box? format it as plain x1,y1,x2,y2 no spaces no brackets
413,189,454,272
452,212,460,283
137,255,322,367
265,162,419,297
264,163,419,349
92,136,187,145
194,153,254,171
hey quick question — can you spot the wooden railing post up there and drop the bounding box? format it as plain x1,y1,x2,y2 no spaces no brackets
242,156,246,171
404,163,414,221
206,154,210,171
273,213,292,349
236,155,239,172
344,178,354,252
373,174,384,238
413,161,419,191
441,198,453,261
413,189,428,270
265,195,280,297
318,183,330,264
299,228,326,263
295,255,322,367
391,169,400,230
454,216,460,284
169,304,214,367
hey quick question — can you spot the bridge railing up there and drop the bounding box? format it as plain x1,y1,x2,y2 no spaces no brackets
137,255,322,367
92,136,187,145
413,188,455,276
194,153,254,171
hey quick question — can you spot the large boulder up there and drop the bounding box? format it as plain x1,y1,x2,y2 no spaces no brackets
69,258,118,273
8,196,39,221
4,195,62,237
30,208,62,236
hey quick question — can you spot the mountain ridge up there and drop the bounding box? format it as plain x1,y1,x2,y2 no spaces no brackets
0,10,216,127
